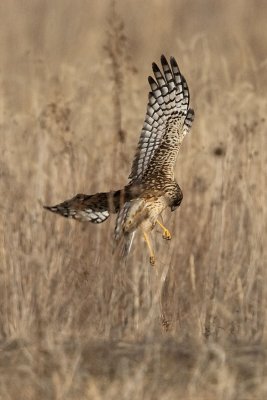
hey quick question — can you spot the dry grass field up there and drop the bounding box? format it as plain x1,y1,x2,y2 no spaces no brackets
1,1,267,399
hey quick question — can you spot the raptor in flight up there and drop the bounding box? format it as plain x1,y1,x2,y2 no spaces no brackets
44,55,194,264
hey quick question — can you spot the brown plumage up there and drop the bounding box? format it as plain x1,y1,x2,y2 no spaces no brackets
44,55,194,264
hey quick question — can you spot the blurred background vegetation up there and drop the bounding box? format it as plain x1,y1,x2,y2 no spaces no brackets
0,1,267,399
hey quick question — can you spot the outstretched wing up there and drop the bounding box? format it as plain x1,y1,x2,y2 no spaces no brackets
44,186,144,223
44,193,110,223
128,55,194,181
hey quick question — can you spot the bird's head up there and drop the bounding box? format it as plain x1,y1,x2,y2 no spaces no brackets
170,185,183,211
171,199,182,212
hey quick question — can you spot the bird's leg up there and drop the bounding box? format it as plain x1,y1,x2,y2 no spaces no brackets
156,220,171,240
143,232,155,266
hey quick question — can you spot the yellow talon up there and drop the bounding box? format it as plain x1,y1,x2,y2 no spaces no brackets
157,220,172,240
143,232,156,266
163,229,171,240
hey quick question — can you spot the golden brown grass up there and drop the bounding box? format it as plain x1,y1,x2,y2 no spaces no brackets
1,1,267,398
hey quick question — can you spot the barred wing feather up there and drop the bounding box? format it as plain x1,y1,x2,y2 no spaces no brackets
129,55,194,181
44,193,110,223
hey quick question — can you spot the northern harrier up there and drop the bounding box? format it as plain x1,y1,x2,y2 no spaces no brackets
44,55,194,264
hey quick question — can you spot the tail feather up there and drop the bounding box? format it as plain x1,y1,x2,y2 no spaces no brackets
114,231,136,260
113,198,147,259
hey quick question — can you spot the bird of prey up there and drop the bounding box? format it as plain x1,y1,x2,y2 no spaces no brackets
44,55,194,265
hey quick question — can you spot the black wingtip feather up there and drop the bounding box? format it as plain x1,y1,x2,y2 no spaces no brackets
160,54,168,65
170,56,180,71
152,62,159,72
148,75,157,85
43,205,57,213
